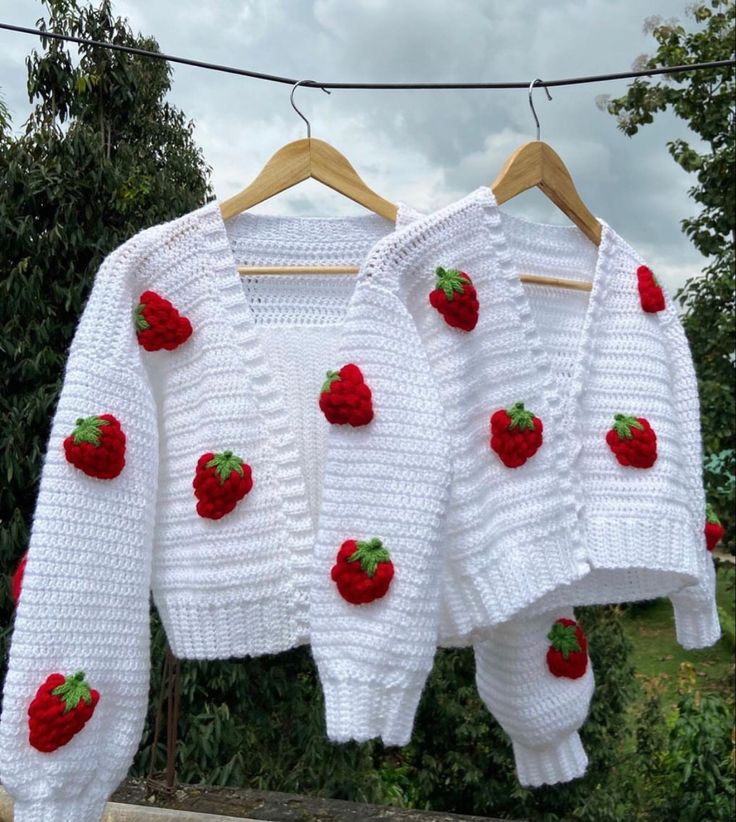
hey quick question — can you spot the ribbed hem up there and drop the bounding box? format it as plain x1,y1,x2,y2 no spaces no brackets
321,674,426,746
672,596,722,650
512,731,588,787
440,536,590,642
155,589,310,658
585,516,701,581
10,790,111,822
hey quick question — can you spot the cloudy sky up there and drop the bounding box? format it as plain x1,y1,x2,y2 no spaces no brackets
0,0,712,290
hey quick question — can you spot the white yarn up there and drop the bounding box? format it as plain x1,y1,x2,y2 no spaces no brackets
474,608,594,787
0,188,719,819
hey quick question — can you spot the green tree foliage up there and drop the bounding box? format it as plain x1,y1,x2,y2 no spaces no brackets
0,0,211,693
615,666,735,821
599,0,736,552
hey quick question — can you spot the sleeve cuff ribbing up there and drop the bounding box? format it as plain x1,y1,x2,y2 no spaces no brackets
321,673,426,747
672,595,722,650
512,731,588,787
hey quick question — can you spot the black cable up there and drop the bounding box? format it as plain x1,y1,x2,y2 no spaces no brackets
1,21,734,90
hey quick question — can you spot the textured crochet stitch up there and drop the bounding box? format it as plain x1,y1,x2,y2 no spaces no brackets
28,671,100,753
490,402,544,467
192,450,253,519
704,504,725,552
63,413,126,478
331,538,394,604
546,618,588,679
429,266,479,331
319,363,374,426
606,413,657,468
636,265,665,313
135,289,193,351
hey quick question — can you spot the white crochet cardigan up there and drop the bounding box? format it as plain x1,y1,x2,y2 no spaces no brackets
0,187,718,818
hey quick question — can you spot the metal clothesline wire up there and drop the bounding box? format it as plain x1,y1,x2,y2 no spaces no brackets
1,21,734,90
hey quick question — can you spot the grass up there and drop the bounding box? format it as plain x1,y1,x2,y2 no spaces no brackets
620,563,735,704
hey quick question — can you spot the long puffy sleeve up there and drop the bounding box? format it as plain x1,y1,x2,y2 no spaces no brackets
0,239,159,821
658,294,721,649
311,279,450,745
473,608,594,787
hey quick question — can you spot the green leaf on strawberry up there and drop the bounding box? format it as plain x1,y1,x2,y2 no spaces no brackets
506,401,537,432
205,450,245,484
321,370,342,393
71,415,110,446
435,266,470,301
51,671,95,714
348,538,391,578
612,413,645,440
547,622,582,660
134,302,150,331
706,503,721,525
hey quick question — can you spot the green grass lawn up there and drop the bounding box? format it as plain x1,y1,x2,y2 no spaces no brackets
620,563,735,704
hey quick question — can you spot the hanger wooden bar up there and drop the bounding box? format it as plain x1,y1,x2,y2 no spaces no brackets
236,264,593,291
238,264,359,275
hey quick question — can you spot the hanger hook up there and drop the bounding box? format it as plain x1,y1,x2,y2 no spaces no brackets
528,78,552,142
290,80,331,140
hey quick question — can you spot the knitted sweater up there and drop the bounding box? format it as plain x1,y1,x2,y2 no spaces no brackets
0,188,718,818
366,187,718,648
377,186,718,781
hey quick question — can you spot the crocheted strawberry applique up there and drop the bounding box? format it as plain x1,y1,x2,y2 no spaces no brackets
546,618,588,679
705,505,725,552
429,266,479,331
636,265,665,313
606,413,657,469
63,414,126,479
331,538,394,605
28,671,100,752
193,450,253,519
135,290,192,351
490,402,544,468
319,363,374,426
10,551,27,606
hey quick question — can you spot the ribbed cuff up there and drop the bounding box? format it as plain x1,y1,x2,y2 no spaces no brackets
321,674,426,746
512,731,588,787
672,596,722,650
11,790,111,822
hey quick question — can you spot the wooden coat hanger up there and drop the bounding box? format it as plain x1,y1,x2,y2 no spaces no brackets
490,80,600,292
222,81,397,276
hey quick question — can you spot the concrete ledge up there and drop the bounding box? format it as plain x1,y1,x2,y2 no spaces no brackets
0,786,252,821
1,781,511,822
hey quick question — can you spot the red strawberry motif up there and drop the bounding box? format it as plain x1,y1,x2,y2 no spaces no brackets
546,618,588,680
637,265,665,313
606,413,657,469
63,414,126,479
490,402,544,468
28,671,100,752
319,363,373,427
429,266,479,331
11,551,27,606
135,290,192,351
331,538,394,605
705,504,725,552
193,450,253,519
